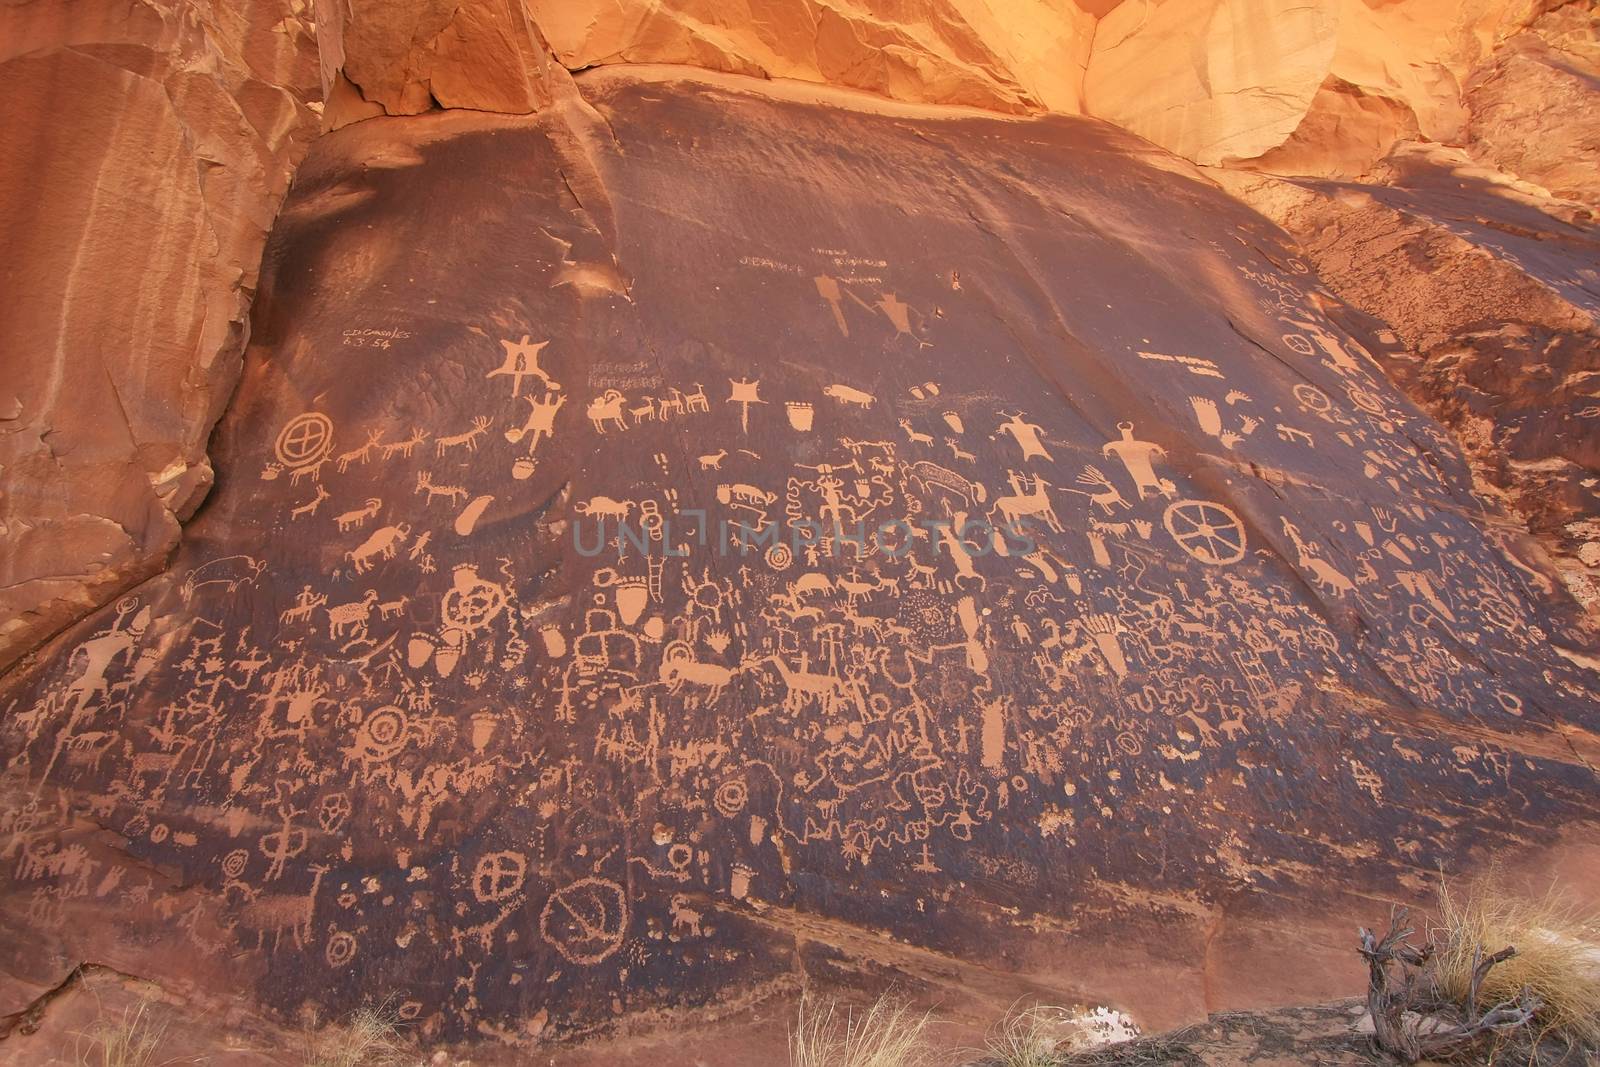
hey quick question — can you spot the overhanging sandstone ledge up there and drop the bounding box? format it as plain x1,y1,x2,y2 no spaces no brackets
2,69,1597,1058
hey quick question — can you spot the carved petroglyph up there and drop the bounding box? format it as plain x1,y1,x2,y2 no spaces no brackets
541,878,627,965
490,336,559,396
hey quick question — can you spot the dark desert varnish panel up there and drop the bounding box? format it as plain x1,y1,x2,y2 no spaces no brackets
3,74,1596,1052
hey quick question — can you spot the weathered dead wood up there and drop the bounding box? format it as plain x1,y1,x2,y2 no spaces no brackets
1358,906,1542,1062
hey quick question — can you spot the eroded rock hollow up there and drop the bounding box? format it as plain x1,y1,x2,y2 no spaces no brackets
3,67,1597,1056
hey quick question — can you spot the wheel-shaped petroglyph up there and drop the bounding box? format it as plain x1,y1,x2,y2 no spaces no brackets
540,878,627,964
1163,499,1246,565
221,849,249,880
713,777,749,818
1346,386,1386,417
275,412,334,468
442,566,508,634
1282,333,1316,356
351,705,409,765
325,929,358,967
473,851,527,903
1292,383,1331,415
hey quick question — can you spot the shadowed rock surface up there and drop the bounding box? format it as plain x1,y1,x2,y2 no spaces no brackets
2,70,1597,1057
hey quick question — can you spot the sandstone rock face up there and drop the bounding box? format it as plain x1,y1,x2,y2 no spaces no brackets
315,0,571,130
1085,0,1558,174
0,0,322,674
528,0,1098,113
1217,153,1600,620
3,71,1596,1056
1464,3,1600,208
1083,0,1341,167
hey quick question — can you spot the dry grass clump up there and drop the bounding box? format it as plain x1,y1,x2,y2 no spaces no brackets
300,1006,409,1067
978,1003,1071,1066
789,993,937,1067
72,1000,173,1067
1433,875,1600,1044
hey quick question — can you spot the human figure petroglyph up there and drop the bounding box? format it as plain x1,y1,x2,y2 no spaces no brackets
259,782,309,881
995,411,1053,463
990,472,1063,534
1103,422,1174,500
505,390,565,453
58,607,148,715
280,586,327,625
490,335,559,396
10,253,1600,1048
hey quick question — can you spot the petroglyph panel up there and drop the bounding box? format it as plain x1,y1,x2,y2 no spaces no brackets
3,76,1597,1049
